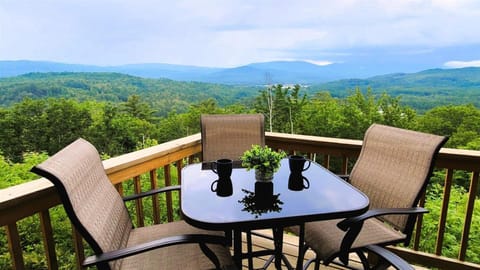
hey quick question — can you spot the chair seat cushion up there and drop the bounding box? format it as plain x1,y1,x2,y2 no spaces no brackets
119,221,234,270
293,217,406,262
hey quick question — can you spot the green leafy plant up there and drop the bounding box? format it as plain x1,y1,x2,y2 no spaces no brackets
241,145,286,174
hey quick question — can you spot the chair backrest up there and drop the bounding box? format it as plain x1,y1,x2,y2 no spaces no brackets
349,124,447,233
201,114,265,162
31,138,132,267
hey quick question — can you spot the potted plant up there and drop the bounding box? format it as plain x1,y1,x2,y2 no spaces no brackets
241,145,286,181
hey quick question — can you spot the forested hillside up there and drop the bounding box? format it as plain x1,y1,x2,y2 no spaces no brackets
0,72,260,116
2,68,480,114
314,67,480,112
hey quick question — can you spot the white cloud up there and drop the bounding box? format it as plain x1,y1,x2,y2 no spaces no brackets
444,60,480,68
303,60,334,66
1,0,480,66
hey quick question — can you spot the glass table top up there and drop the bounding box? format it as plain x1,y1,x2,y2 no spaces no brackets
181,158,369,230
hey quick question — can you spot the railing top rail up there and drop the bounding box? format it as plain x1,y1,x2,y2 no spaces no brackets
266,131,361,147
0,178,53,211
266,132,480,171
103,133,201,173
2,132,480,226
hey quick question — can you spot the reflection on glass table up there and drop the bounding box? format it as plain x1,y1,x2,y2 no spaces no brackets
238,185,283,218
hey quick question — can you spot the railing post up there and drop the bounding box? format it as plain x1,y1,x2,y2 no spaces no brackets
413,193,426,250
164,165,173,222
341,156,348,175
176,160,183,185
39,210,58,269
133,176,145,227
323,154,330,169
176,160,183,207
150,170,160,225
71,226,85,270
115,183,124,196
6,223,25,270
436,168,453,255
459,171,479,261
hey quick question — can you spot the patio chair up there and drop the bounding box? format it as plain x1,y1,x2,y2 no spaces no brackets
201,113,266,268
201,113,265,163
31,138,236,270
292,124,448,270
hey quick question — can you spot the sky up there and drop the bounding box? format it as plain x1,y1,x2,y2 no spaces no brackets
1,0,480,68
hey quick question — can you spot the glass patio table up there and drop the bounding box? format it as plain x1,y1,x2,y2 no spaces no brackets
181,158,369,270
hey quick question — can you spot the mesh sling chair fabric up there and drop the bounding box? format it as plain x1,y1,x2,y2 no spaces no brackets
200,114,266,268
291,124,448,269
31,138,236,270
201,114,265,162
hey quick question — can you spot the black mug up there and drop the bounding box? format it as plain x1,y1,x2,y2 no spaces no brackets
288,155,311,174
288,173,310,191
211,178,233,197
211,158,233,179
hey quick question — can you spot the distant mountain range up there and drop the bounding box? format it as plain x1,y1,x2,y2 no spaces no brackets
1,66,479,113
0,59,463,85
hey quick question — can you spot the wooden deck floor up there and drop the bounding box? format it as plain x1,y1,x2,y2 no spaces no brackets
237,230,429,270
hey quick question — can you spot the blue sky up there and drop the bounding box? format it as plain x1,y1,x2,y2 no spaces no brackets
1,0,480,68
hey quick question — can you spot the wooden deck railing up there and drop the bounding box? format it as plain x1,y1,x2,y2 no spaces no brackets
1,132,479,270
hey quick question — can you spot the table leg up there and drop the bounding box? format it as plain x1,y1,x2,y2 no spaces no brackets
246,231,254,270
296,224,305,270
272,227,284,270
233,230,242,267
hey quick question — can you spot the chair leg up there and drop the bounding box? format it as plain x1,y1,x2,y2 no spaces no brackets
356,250,371,269
302,257,318,270
314,258,321,270
364,245,414,270
199,242,221,269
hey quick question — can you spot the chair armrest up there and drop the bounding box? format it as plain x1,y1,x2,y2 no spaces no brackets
336,207,428,265
364,245,414,270
82,234,229,267
122,185,181,201
337,207,428,231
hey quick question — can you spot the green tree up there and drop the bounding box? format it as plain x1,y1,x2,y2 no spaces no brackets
254,84,307,133
0,99,92,161
339,88,381,139
377,93,417,129
285,84,308,134
0,152,48,188
121,94,155,121
255,85,276,132
183,99,224,135
417,104,480,149
42,99,93,154
299,92,344,137
88,102,156,156
157,112,190,143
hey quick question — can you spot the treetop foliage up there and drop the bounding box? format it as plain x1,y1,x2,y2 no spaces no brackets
1,79,480,269
0,72,261,116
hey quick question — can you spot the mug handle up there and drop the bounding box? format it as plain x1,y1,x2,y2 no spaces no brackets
210,180,218,192
303,160,311,171
303,177,310,189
